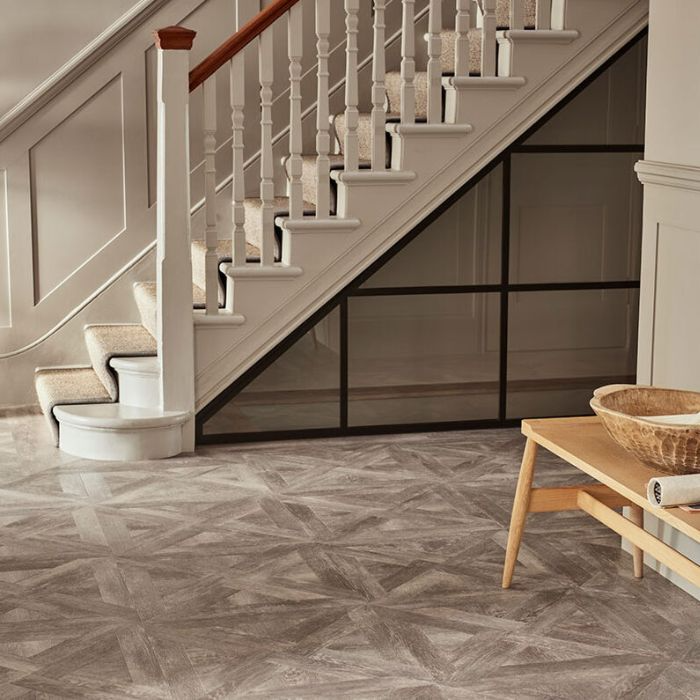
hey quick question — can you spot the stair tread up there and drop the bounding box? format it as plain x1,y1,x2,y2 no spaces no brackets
35,367,112,445
53,402,189,430
84,324,156,401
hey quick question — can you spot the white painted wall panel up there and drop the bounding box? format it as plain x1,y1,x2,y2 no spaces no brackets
650,224,700,391
0,171,9,327
29,77,126,303
0,0,138,117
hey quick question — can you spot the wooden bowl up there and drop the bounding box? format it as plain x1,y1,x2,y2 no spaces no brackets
590,384,700,475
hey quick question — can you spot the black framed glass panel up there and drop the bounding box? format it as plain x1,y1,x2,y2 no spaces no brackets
361,165,502,289
509,152,643,285
201,308,341,435
507,289,639,419
348,293,500,426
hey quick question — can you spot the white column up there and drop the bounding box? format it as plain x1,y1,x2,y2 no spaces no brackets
230,53,246,269
455,0,470,78
481,0,497,77
154,26,197,450
344,0,360,172
371,0,387,169
258,30,275,265
288,4,304,219
203,77,218,314
510,0,525,30
427,0,443,124
315,0,331,218
400,0,416,124
536,0,552,29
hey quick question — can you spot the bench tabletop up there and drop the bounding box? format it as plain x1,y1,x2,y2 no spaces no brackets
522,416,700,545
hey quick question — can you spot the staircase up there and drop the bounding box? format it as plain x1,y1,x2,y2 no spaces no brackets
33,0,648,460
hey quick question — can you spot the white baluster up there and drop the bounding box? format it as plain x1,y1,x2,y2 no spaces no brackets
230,53,246,268
344,0,360,172
427,0,443,124
455,0,470,78
481,0,497,77
258,30,275,266
203,77,218,314
371,0,387,169
288,4,304,219
400,0,416,124
536,0,552,29
153,26,196,450
315,0,331,218
510,0,524,30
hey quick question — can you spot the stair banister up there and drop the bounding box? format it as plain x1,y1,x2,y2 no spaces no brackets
371,0,388,169
344,0,361,172
153,26,197,451
480,0,497,77
427,0,443,124
400,0,416,124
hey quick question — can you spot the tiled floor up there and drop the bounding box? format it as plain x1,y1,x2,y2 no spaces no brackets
0,411,699,699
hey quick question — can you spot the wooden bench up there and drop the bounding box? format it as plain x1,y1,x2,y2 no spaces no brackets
502,416,700,589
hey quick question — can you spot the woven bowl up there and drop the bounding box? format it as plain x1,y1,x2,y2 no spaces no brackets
590,384,700,475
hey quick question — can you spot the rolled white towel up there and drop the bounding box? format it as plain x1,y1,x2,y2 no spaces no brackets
647,474,700,508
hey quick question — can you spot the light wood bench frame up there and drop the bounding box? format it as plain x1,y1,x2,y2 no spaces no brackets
502,416,700,589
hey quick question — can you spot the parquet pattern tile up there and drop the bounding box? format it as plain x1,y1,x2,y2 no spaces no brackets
0,413,699,699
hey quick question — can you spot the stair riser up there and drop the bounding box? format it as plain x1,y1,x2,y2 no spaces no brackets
497,34,579,79
59,423,183,461
111,360,161,410
444,81,526,128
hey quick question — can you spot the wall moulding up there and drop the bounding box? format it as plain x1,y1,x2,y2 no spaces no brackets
635,159,700,191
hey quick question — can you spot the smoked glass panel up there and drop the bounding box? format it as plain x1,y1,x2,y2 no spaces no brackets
348,293,500,426
202,308,340,435
506,289,639,419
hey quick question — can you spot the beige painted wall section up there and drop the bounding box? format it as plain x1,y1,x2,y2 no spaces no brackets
644,0,700,167
0,0,139,118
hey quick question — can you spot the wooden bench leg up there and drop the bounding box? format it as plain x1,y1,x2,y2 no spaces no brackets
502,438,538,589
628,504,644,578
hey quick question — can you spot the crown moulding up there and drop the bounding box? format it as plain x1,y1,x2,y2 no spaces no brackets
153,26,197,50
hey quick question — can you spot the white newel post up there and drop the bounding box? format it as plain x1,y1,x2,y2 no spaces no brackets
154,27,197,452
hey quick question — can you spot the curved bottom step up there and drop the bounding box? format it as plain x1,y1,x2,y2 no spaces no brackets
54,403,190,461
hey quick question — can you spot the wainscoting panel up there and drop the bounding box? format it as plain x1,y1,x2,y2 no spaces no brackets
0,170,9,327
651,223,700,390
29,76,126,304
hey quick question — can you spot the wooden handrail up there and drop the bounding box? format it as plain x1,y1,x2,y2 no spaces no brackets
188,0,302,92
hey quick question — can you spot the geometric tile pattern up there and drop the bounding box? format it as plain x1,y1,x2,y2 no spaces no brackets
0,412,699,699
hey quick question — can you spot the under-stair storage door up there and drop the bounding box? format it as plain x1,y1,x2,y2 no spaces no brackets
315,0,331,218
400,0,416,124
506,289,640,418
230,52,247,267
347,294,501,426
427,0,443,123
343,0,360,172
200,308,341,436
371,0,387,169
203,76,219,314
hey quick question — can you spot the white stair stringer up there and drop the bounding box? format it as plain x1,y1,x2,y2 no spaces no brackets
193,0,648,413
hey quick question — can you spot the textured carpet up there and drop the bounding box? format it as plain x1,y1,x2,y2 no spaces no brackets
34,367,111,444
84,324,156,401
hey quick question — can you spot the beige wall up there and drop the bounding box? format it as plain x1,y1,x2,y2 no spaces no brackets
644,0,700,168
0,0,139,117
